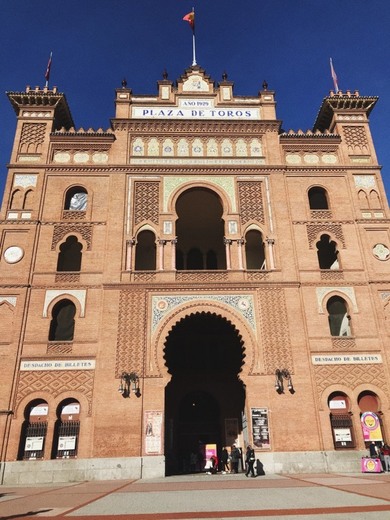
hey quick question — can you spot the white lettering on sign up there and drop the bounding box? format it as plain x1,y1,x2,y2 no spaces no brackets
20,359,96,371
311,354,382,365
132,106,260,120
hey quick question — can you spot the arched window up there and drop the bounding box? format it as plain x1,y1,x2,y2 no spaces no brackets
245,230,266,270
308,187,329,209
175,188,226,271
64,187,88,211
316,234,340,269
328,392,355,449
23,189,34,210
369,190,381,209
57,235,82,272
49,299,76,341
135,230,156,271
358,190,369,209
10,189,23,209
52,399,81,459
327,296,351,336
18,400,49,460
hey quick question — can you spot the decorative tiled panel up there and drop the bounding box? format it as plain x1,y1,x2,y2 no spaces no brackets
151,294,256,334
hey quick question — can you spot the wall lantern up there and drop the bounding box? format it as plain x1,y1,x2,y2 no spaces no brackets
118,372,140,398
274,369,294,394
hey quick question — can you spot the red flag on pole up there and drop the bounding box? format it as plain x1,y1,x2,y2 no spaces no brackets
45,52,52,85
183,11,195,32
330,58,339,93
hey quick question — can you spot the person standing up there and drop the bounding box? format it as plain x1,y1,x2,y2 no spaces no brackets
381,444,390,472
369,441,379,458
245,445,256,477
230,444,240,474
221,446,230,474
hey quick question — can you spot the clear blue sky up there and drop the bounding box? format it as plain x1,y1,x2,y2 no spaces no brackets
1,1,389,199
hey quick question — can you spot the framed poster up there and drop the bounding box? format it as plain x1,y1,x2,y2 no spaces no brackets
144,410,163,455
25,436,44,451
251,408,270,449
58,436,77,450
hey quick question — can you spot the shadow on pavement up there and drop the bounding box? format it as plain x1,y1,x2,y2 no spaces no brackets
0,510,52,520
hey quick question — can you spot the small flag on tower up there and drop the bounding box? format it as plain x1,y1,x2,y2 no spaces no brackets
330,58,339,93
45,52,53,86
183,10,195,32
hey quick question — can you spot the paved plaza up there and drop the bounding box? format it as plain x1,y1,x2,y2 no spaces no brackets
0,472,390,520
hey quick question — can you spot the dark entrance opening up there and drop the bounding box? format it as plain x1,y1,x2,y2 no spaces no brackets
164,312,246,475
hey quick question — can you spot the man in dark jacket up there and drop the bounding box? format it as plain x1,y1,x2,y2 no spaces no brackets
230,444,240,474
245,445,256,477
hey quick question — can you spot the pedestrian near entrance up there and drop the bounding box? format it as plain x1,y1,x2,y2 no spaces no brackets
369,441,379,458
221,446,230,473
381,444,390,472
230,444,241,474
245,445,256,477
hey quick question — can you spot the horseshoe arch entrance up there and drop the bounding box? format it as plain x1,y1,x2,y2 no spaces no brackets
163,311,246,475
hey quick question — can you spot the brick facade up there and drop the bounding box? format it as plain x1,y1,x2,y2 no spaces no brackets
0,67,389,483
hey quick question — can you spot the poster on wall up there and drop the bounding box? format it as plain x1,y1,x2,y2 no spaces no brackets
58,436,77,450
25,436,44,451
361,411,383,442
334,428,352,443
144,410,163,454
251,408,270,449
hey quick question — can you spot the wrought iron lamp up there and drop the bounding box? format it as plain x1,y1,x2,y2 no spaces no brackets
118,372,140,398
274,369,294,394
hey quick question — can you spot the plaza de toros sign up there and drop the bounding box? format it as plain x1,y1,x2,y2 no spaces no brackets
132,98,260,120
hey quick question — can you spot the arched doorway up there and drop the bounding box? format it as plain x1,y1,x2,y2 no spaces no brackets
164,311,246,475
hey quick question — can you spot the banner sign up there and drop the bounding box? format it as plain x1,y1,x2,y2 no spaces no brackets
361,411,383,442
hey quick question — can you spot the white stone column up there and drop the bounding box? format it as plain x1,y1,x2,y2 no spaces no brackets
171,239,177,270
158,239,166,271
237,238,244,270
126,239,135,271
224,238,232,270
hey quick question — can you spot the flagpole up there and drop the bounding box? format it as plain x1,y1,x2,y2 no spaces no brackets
45,52,53,88
330,58,339,93
192,7,197,66
192,32,197,66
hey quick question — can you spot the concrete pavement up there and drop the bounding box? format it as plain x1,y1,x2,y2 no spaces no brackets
0,471,390,519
